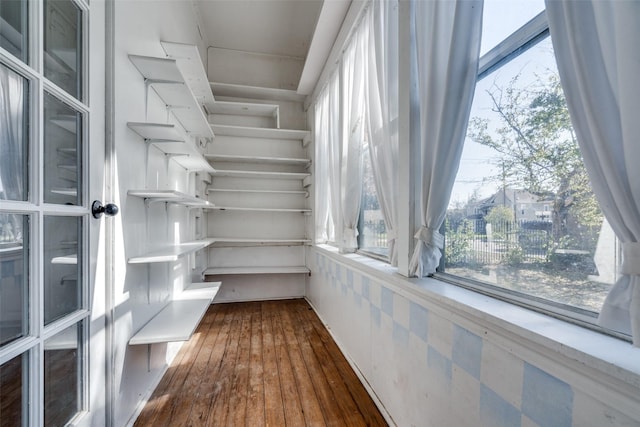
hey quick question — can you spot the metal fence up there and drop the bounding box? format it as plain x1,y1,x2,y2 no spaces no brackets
445,218,553,266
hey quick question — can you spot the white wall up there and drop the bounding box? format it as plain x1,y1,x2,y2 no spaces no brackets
307,246,640,427
111,2,207,425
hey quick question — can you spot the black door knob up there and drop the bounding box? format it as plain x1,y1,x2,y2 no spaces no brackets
92,200,119,219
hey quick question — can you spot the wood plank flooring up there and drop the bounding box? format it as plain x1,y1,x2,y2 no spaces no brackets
134,299,387,427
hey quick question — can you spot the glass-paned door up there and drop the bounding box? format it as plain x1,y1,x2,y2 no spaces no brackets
0,0,102,425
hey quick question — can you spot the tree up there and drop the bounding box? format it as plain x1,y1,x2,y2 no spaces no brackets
467,73,602,249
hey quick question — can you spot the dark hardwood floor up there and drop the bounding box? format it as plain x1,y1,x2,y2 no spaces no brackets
134,299,387,426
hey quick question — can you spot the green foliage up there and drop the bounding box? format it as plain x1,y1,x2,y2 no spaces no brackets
467,72,603,247
444,218,474,267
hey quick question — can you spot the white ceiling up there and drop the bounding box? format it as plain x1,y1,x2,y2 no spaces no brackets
195,0,325,59
194,0,351,94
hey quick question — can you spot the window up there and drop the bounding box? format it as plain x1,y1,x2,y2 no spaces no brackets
358,143,388,258
444,2,615,319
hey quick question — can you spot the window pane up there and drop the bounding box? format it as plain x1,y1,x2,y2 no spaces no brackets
44,216,81,325
0,63,29,202
0,352,28,426
44,323,81,426
447,36,613,312
43,92,82,205
359,145,388,257
0,0,27,62
480,0,545,56
0,214,29,347
44,0,82,99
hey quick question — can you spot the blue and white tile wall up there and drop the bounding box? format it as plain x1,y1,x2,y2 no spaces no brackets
308,250,637,427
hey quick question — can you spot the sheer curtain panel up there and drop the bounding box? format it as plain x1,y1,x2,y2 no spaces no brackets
315,73,341,243
366,0,400,265
340,19,369,252
0,64,26,201
546,0,640,345
408,0,483,277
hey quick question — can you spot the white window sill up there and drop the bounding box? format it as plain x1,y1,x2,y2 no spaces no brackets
313,244,640,392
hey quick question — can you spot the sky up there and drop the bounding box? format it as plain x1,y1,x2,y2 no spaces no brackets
449,0,547,208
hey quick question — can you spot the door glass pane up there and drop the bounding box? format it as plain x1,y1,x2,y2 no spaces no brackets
0,0,27,62
44,93,82,206
0,352,28,426
44,216,81,325
44,0,82,99
44,322,80,426
0,213,28,347
0,63,29,202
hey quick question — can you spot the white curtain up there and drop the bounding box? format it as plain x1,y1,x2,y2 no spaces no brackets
314,72,341,243
0,64,26,201
366,0,400,265
340,18,369,252
408,0,483,277
546,1,640,345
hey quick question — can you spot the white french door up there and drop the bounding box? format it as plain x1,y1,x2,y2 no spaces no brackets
0,0,106,426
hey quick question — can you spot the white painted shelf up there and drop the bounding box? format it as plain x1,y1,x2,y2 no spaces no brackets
129,281,221,345
127,122,183,142
50,116,77,133
210,237,312,245
207,188,309,197
129,53,214,139
211,170,310,180
161,41,216,112
127,122,215,173
210,81,305,103
210,206,311,214
205,154,310,167
211,124,309,141
128,239,216,264
57,164,77,172
204,266,310,275
209,101,279,128
51,254,77,265
128,189,213,207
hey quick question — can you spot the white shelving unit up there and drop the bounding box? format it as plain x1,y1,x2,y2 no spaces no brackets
129,281,221,345
205,80,312,285
51,254,78,265
126,41,222,340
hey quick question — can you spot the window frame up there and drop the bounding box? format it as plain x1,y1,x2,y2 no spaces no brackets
436,10,626,340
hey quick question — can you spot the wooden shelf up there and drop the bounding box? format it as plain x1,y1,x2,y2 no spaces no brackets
205,154,310,167
211,124,309,142
128,239,216,264
128,190,213,207
204,266,310,275
212,170,310,180
51,254,77,265
57,164,77,172
210,81,305,103
129,281,221,345
210,206,311,214
129,53,214,139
